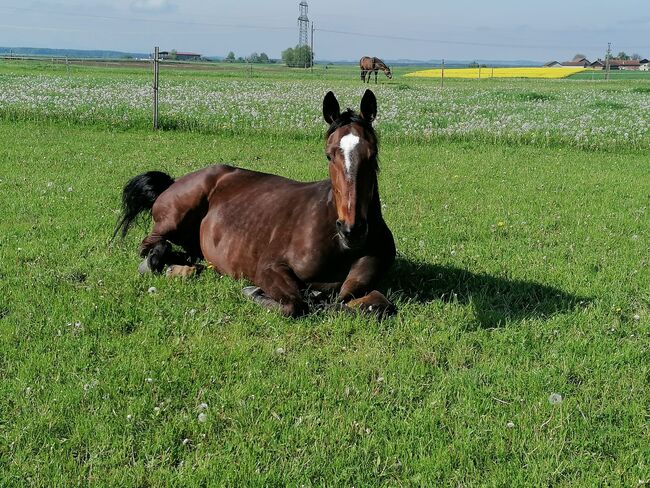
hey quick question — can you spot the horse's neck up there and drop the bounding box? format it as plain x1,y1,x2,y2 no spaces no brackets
323,176,384,222
369,182,384,221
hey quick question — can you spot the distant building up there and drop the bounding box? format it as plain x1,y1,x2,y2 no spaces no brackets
607,59,641,70
544,56,592,68
158,51,202,61
176,52,202,61
561,56,590,67
545,56,649,71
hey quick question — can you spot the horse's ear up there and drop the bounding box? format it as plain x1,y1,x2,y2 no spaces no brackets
360,89,377,124
323,91,340,124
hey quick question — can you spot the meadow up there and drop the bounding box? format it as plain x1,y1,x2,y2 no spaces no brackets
0,60,648,486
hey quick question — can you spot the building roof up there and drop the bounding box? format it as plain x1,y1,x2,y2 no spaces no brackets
607,59,639,67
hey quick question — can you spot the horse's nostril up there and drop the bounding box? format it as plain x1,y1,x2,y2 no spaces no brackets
336,219,344,231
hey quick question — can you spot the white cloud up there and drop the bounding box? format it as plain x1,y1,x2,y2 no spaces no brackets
130,0,176,13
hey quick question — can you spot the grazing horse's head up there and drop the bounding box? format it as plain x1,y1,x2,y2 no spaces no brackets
384,66,393,79
322,90,379,250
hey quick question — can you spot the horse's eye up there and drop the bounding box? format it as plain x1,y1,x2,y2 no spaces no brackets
326,154,332,161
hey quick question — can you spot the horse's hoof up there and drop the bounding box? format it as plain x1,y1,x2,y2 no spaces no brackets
138,258,151,275
242,286,276,307
242,286,301,315
346,291,397,318
242,286,264,298
166,265,197,278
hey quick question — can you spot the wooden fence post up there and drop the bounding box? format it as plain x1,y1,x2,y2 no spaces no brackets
153,46,159,130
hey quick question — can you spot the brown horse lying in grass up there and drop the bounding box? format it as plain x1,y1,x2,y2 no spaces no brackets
114,90,396,317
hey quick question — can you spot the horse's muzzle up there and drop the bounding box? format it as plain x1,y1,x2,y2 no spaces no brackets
337,219,368,249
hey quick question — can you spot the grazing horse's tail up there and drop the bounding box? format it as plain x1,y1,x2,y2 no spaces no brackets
112,171,175,240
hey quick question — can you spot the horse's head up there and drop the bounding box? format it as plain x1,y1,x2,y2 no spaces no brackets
322,89,379,250
385,67,393,79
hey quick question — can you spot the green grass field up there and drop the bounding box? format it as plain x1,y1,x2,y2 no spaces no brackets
0,60,648,486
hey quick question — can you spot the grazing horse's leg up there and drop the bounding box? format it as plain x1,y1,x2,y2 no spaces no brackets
360,69,366,82
252,262,308,317
374,70,378,84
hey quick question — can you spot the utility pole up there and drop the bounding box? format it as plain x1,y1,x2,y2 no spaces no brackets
605,42,611,81
153,46,159,130
310,21,314,72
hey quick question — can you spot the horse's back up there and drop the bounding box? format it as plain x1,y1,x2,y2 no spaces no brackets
151,164,233,222
199,168,333,280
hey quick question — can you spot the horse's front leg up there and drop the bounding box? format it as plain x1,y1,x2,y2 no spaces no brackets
339,256,396,316
374,70,378,84
250,262,308,318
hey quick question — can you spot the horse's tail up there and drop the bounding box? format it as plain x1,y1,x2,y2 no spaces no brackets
112,171,175,240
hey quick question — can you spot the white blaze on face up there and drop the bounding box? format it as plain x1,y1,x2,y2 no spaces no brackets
339,133,360,178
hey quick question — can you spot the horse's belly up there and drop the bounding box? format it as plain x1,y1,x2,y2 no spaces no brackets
200,204,345,284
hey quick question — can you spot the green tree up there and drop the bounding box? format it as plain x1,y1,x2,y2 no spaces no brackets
169,49,178,60
282,45,313,67
616,51,629,60
631,53,642,60
259,52,269,63
225,51,235,62
281,47,295,66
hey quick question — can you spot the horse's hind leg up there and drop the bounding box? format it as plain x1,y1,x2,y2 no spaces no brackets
145,240,171,274
137,220,177,274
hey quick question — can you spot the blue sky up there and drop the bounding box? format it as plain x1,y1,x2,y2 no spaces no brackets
0,0,648,61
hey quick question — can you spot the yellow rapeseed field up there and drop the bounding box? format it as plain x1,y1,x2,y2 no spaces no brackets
406,67,590,79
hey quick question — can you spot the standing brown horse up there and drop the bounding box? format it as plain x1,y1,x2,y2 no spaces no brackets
360,56,392,83
114,90,396,317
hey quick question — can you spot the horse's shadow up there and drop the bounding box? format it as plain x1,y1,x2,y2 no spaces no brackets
384,257,587,328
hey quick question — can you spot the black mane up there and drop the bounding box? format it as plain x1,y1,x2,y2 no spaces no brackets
326,109,376,140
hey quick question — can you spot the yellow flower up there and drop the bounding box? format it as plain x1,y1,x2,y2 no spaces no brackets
406,67,590,79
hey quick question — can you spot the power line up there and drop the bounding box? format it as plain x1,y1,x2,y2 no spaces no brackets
0,6,295,31
2,5,646,53
314,27,620,51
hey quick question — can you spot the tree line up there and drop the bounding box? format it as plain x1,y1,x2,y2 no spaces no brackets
223,45,314,68
224,51,274,64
